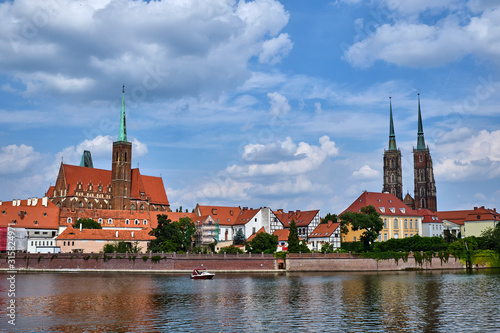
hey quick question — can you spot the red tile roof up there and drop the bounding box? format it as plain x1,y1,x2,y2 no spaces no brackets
57,226,154,241
273,209,319,228
58,208,158,228
463,206,500,222
308,221,340,238
196,205,242,225
436,210,469,226
51,164,169,205
161,212,196,222
341,192,422,217
247,227,266,242
0,198,59,230
418,209,443,224
273,229,290,242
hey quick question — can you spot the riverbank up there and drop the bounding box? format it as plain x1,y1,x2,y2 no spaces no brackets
0,251,484,273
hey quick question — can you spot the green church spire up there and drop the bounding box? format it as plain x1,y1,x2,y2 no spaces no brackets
416,93,426,150
388,97,397,151
117,85,128,142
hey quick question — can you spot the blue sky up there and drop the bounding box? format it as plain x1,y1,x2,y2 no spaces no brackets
1,0,500,215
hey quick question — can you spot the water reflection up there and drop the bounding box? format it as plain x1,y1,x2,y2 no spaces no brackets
0,270,499,332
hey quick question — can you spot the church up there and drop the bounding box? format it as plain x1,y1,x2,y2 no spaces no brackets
382,94,437,212
46,86,171,213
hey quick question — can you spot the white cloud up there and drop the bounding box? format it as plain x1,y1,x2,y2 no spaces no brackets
227,136,339,177
0,144,41,174
0,0,291,100
352,165,379,179
343,4,500,68
259,33,293,64
267,91,290,118
435,129,500,180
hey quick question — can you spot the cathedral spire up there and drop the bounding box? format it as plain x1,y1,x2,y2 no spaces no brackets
117,85,127,142
388,97,397,151
416,93,426,150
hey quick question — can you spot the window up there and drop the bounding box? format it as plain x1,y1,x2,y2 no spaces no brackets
108,218,113,224
88,202,92,209
134,219,140,225
64,241,66,246
404,233,408,238
131,204,136,210
383,218,387,229
140,205,144,211
143,220,147,225
67,217,72,224
125,219,130,225
394,218,398,229
98,218,103,224
125,151,128,162
379,207,385,213
404,219,408,229
394,233,399,239
410,219,413,229
72,241,74,246
420,187,425,196
79,201,83,208
419,155,423,162
353,236,357,242
416,220,419,230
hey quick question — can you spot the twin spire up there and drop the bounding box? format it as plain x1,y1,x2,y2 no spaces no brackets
387,94,426,150
117,85,128,142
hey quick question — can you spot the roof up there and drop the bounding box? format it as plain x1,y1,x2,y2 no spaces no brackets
418,209,443,224
341,192,422,217
234,208,260,226
437,206,500,226
196,205,241,225
58,207,158,228
273,209,319,227
0,198,59,230
57,226,154,241
273,229,290,242
308,221,340,238
247,227,266,242
161,212,196,222
49,164,169,206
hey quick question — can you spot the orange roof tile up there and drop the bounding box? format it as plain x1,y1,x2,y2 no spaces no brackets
0,198,59,230
234,209,260,226
247,227,266,242
57,226,154,241
436,210,469,226
273,209,319,228
59,208,158,229
273,229,290,242
341,192,422,217
308,221,340,238
196,205,241,226
418,209,443,224
162,212,196,222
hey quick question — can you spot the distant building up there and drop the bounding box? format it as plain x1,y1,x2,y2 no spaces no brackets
419,209,444,237
273,209,320,239
46,86,170,212
340,191,423,243
382,97,403,200
308,221,341,251
438,206,499,238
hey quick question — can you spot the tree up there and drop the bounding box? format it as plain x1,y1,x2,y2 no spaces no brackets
287,219,300,253
219,244,245,254
103,241,141,253
148,215,195,253
248,233,278,254
321,213,338,224
320,242,335,253
339,205,384,251
73,218,102,229
233,229,246,245
481,224,500,252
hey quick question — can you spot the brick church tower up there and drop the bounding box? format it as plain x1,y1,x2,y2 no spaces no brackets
383,97,403,201
413,94,437,212
110,86,132,210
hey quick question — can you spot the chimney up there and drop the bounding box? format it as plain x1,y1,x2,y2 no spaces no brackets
116,231,119,238
42,197,48,207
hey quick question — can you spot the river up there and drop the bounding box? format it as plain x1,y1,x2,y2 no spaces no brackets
1,269,499,332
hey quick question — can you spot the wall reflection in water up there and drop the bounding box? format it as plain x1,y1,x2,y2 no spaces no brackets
1,270,499,332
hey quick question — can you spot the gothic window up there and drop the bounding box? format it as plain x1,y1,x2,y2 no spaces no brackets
131,204,136,210
391,174,395,182
390,159,394,168
123,188,127,197
421,199,426,209
88,202,92,209
419,155,423,162
125,151,128,162
392,188,396,195
420,187,425,197
79,201,83,208
116,151,119,162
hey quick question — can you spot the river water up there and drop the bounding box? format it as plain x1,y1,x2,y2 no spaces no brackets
1,269,499,332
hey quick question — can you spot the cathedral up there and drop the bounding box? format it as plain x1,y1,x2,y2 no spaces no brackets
382,94,437,212
46,87,171,212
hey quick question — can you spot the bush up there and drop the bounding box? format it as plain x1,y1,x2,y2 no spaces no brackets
219,244,244,254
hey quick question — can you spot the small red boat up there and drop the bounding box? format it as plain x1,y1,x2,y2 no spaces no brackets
190,268,215,279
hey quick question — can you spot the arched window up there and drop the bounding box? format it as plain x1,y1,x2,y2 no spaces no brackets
125,219,130,225
130,204,136,210
79,201,83,208
393,218,398,229
421,199,426,208
140,204,144,211
108,218,113,224
88,202,92,209
383,218,387,229
404,219,408,229
143,220,147,225
391,174,395,182
98,218,103,224
67,217,72,224
390,159,394,168
420,187,425,196
124,151,128,162
116,151,119,162
410,219,413,229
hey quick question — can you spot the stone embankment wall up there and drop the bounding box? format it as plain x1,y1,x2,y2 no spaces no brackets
286,252,466,271
0,252,473,272
0,252,277,272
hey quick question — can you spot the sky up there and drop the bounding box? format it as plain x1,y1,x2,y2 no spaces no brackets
1,0,500,216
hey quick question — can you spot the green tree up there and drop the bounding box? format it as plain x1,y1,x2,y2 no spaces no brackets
103,241,141,253
248,232,278,254
219,244,245,254
148,215,195,253
339,205,384,251
233,229,246,245
320,242,335,253
321,213,338,224
287,219,300,253
73,218,102,229
481,224,500,252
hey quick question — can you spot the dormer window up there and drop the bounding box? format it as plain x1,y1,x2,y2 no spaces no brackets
143,219,147,225
67,217,72,224
399,208,405,214
379,207,385,213
108,218,113,224
98,218,103,224
134,219,140,225
389,208,395,213
125,219,130,225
